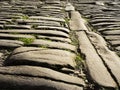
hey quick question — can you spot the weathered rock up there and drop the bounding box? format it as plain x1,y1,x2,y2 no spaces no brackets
31,39,76,51
9,47,76,58
0,39,24,47
37,35,71,43
0,74,83,90
6,47,76,68
88,31,120,86
35,26,70,33
109,41,120,46
0,25,3,29
0,33,35,39
29,16,65,23
16,19,61,27
102,30,120,35
45,0,60,4
76,31,116,88
104,35,120,40
4,25,31,29
0,30,69,38
0,66,85,86
115,46,120,51
41,5,63,10
69,11,88,31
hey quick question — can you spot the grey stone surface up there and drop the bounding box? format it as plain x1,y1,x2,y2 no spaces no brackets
9,47,76,58
45,0,60,4
104,35,120,40
31,39,76,51
41,5,63,10
0,30,69,38
29,16,65,23
0,74,83,90
102,30,120,35
0,33,35,39
37,35,71,43
88,31,120,86
69,11,88,31
0,39,24,47
35,26,70,33
0,25,3,29
6,47,76,68
109,41,120,46
4,25,31,29
16,19,61,27
115,46,120,51
76,31,116,87
0,66,85,86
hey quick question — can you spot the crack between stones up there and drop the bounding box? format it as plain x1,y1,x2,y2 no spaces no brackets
0,72,84,87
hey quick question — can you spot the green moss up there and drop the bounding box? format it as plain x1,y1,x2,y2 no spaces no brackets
18,38,35,45
32,24,38,29
64,17,70,24
21,15,29,20
75,54,84,69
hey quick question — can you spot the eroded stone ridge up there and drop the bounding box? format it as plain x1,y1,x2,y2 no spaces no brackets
0,0,85,89
72,0,120,89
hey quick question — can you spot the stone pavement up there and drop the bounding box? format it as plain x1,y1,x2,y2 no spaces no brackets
0,0,120,90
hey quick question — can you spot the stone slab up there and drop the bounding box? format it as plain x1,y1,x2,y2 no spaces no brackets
102,30,120,35
37,35,71,43
35,26,69,33
69,11,88,31
109,41,120,46
88,31,120,86
0,74,83,90
29,16,65,22
104,35,120,40
4,25,31,29
0,33,35,39
0,66,85,86
0,30,69,38
6,47,76,68
0,39,24,47
31,39,76,52
76,31,116,88
10,47,76,58
16,19,61,27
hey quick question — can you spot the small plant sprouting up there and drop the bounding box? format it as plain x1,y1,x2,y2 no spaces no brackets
64,17,70,24
18,38,35,45
21,15,29,20
75,54,84,69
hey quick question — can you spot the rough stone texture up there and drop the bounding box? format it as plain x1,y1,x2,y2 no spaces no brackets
29,16,65,22
102,30,120,35
35,26,70,33
0,33,35,39
0,66,85,86
31,39,76,51
76,31,116,88
0,30,69,38
16,19,61,27
88,31,120,86
0,39,24,47
104,35,120,40
37,35,71,43
0,74,83,90
69,11,88,31
109,41,120,46
9,47,76,59
4,25,31,29
6,47,76,69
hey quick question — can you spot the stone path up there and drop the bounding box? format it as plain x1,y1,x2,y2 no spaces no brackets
0,0,85,90
0,0,120,90
71,0,120,89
